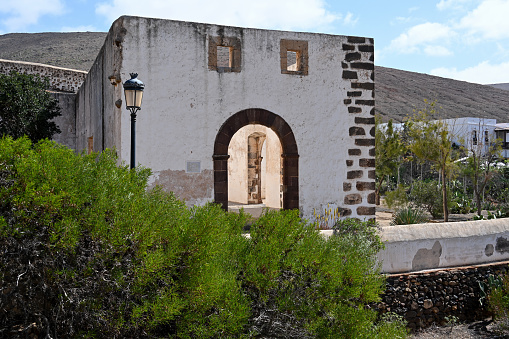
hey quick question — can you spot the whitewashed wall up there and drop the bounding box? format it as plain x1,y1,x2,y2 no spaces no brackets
377,219,509,273
76,16,376,220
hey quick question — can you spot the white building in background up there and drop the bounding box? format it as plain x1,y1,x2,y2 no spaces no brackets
385,117,507,157
495,123,509,158
442,117,497,151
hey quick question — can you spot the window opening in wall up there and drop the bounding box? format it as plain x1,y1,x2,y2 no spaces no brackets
217,46,232,69
280,39,308,75
473,130,477,145
208,36,241,73
287,50,298,71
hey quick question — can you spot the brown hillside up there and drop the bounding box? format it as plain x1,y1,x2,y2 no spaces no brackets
0,32,107,72
1,32,508,123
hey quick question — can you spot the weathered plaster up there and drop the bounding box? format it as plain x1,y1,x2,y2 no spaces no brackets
378,219,509,273
74,16,375,219
149,169,213,206
412,241,442,271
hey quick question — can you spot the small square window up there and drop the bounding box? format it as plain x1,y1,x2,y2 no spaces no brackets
208,36,241,73
280,39,308,75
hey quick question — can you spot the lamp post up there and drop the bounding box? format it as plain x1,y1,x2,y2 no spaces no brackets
123,73,145,169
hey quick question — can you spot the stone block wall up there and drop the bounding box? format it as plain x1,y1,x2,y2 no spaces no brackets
376,262,509,332
0,59,86,93
341,37,376,218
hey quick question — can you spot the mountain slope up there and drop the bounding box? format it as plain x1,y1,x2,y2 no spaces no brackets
1,32,508,123
376,66,509,122
488,83,509,91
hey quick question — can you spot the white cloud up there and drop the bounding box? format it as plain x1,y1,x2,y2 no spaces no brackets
343,12,358,26
389,22,455,54
458,0,509,39
424,45,453,56
95,0,342,32
0,0,64,32
431,60,509,84
436,0,473,11
61,25,97,32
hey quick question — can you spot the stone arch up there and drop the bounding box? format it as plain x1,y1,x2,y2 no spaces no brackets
213,108,299,210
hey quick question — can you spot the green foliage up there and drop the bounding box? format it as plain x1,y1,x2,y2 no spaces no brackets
239,214,406,338
0,71,61,142
390,207,428,226
479,275,503,307
405,100,459,221
0,136,407,338
375,117,407,205
460,128,503,216
488,275,509,319
384,185,408,209
409,180,446,219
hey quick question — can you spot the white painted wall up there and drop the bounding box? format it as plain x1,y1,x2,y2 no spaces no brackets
76,16,375,220
377,219,509,273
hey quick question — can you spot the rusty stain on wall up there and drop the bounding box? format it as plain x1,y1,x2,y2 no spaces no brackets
412,241,442,271
149,169,213,205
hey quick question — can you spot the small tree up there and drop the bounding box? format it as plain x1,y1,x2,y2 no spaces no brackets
461,121,502,216
375,117,406,205
0,71,61,142
405,100,458,222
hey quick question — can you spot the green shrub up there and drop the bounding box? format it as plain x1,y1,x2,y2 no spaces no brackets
0,136,407,338
0,136,249,338
384,185,408,209
487,275,509,319
239,213,407,338
408,180,446,219
390,207,428,226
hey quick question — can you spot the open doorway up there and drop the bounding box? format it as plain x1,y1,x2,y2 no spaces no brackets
228,125,282,216
212,108,299,212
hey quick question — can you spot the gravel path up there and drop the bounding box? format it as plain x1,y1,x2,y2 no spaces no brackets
411,320,509,338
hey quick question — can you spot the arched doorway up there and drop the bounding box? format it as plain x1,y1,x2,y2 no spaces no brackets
213,108,299,210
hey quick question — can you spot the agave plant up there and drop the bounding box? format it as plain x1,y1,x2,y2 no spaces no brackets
391,207,428,226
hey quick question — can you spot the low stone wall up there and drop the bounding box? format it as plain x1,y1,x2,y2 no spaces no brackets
378,219,509,273
0,59,86,93
376,261,509,331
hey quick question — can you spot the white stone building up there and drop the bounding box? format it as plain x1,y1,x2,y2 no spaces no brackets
1,16,377,221
74,16,376,220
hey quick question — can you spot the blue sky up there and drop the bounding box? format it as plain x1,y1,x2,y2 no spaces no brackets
1,0,509,84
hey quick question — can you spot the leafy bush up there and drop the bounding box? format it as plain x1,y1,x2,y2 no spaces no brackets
0,136,407,338
408,180,446,219
384,185,408,209
487,275,509,319
0,71,61,142
390,207,428,226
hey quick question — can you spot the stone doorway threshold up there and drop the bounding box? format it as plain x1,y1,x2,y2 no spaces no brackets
228,201,279,219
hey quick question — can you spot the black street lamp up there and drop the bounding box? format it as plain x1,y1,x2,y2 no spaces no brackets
123,73,145,169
